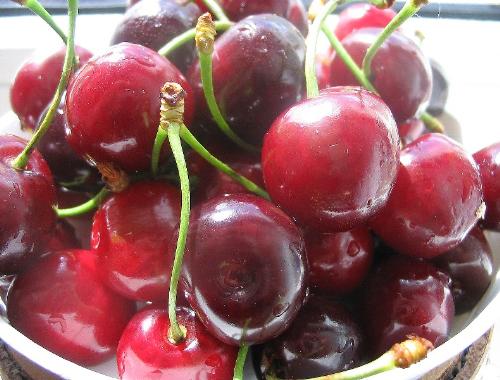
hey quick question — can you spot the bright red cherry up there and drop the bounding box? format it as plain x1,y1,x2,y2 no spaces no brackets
92,181,181,302
329,28,432,123
65,42,194,172
262,87,400,232
10,46,92,131
181,194,308,345
433,227,493,313
398,117,426,146
362,256,454,355
306,227,373,295
188,14,306,146
260,295,364,378
7,250,136,365
334,4,396,41
117,307,237,379
473,142,500,231
371,133,483,259
0,135,56,274
111,0,201,72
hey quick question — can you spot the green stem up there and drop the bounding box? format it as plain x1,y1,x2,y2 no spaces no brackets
362,0,424,80
151,127,169,176
11,0,77,170
179,125,270,200
55,187,109,218
201,0,230,22
198,52,257,152
233,344,249,380
420,111,444,133
167,122,190,344
23,0,67,44
157,20,233,57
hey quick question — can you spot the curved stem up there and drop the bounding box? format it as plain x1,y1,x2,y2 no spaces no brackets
201,0,230,22
233,344,249,380
362,0,424,79
55,187,109,218
22,0,67,44
420,111,444,133
166,122,190,344
180,125,270,200
151,127,168,176
12,0,77,170
158,20,233,57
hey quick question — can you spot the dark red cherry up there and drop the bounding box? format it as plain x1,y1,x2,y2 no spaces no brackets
306,227,373,295
7,250,136,365
398,117,426,146
117,307,237,379
180,194,308,345
111,0,201,72
334,4,396,41
42,220,81,254
0,135,56,274
371,133,483,259
65,42,194,172
329,28,432,123
10,46,92,131
188,14,306,146
473,143,500,231
362,256,454,355
36,98,100,191
262,87,400,232
433,227,493,313
92,181,180,302
260,295,364,378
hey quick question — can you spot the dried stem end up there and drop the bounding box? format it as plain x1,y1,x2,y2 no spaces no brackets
95,162,130,193
390,336,434,368
195,13,216,55
370,0,396,9
160,82,186,126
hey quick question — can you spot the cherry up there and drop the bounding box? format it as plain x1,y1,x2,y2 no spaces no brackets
362,256,454,355
473,142,500,231
262,86,400,232
398,117,426,146
260,295,364,378
35,97,100,191
10,45,92,131
433,227,494,313
42,220,81,254
180,194,308,345
371,133,483,259
92,181,181,302
65,42,194,173
7,250,136,365
329,28,432,123
188,14,306,146
306,227,373,295
0,135,56,274
111,0,201,72
117,307,237,379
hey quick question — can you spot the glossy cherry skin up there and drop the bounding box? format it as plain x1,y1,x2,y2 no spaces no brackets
334,4,396,41
262,87,400,232
433,227,493,314
362,256,454,355
371,133,483,259
260,295,363,378
0,135,56,274
111,0,201,72
66,42,194,173
329,28,432,123
117,307,237,379
398,117,426,146
306,227,373,295
10,46,92,131
7,250,136,365
473,143,500,231
92,181,180,302
180,194,308,345
188,14,306,146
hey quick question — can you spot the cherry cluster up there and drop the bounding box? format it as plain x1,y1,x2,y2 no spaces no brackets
2,0,498,379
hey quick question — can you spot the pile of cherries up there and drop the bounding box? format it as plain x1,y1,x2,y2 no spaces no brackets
2,0,498,379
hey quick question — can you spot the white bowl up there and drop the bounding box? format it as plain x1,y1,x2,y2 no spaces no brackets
1,110,499,380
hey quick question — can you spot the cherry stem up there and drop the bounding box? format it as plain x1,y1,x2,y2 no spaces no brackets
55,187,109,218
200,0,230,22
18,0,67,44
11,0,77,170
233,344,249,380
151,127,168,177
195,13,257,152
179,126,271,200
157,20,233,57
362,0,426,80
